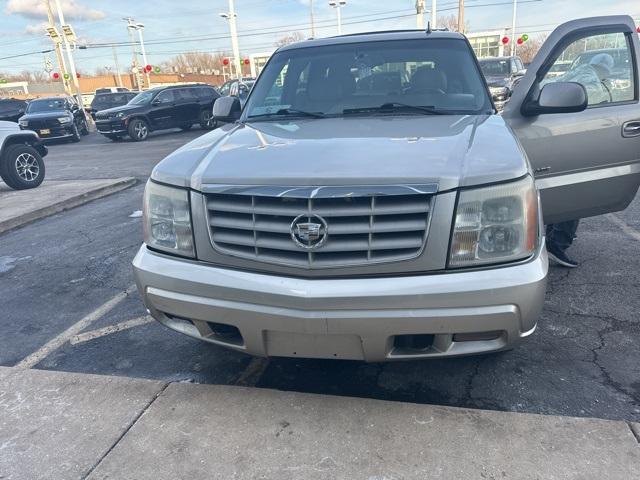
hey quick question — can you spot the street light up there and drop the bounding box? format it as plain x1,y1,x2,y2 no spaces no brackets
128,22,150,88
220,0,242,80
329,0,346,35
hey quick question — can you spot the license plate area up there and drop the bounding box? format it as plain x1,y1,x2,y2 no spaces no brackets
39,129,51,135
265,331,364,360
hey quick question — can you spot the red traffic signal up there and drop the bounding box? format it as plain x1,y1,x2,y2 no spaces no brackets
145,64,152,72
517,37,524,45
637,26,640,33
243,58,250,65
222,58,230,66
501,36,509,45
76,72,81,78
52,72,60,79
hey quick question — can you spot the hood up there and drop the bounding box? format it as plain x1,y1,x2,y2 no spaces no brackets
0,120,20,131
484,75,510,88
152,115,529,192
20,110,70,120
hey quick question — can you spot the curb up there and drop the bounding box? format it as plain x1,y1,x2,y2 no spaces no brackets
0,177,137,234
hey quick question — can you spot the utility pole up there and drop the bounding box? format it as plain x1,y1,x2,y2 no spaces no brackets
329,1,346,35
53,0,83,107
431,0,437,28
416,0,425,29
457,0,464,33
133,23,151,88
44,0,69,93
112,46,123,87
124,17,142,91
220,0,242,80
511,0,518,56
310,0,316,37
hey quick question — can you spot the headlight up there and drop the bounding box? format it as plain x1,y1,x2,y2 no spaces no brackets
489,86,509,101
18,120,28,127
115,112,126,118
58,116,72,123
143,181,195,257
449,176,538,268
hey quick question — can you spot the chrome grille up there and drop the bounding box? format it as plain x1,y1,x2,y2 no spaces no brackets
204,186,434,268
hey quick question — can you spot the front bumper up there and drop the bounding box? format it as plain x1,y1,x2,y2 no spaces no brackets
95,118,126,135
133,246,548,362
21,123,74,140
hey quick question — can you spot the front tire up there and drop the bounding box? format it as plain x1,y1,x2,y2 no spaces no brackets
80,118,89,135
128,118,149,141
199,109,217,130
70,124,81,142
0,144,46,190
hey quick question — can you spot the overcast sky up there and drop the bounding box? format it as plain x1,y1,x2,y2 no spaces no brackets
1,0,639,74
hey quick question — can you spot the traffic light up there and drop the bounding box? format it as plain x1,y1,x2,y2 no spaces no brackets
222,58,230,66
501,36,509,45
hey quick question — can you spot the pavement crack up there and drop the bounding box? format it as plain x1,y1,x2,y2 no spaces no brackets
81,381,170,479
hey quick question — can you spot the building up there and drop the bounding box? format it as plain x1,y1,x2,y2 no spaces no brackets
467,30,508,58
249,51,275,78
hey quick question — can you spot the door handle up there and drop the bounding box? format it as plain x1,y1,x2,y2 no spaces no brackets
622,121,640,138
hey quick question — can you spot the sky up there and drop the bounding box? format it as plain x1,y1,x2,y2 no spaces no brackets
1,0,639,75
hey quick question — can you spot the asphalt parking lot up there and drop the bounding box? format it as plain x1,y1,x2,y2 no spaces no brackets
1,128,639,423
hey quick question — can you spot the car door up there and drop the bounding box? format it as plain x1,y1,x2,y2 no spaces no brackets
503,15,640,224
175,87,200,124
148,89,177,130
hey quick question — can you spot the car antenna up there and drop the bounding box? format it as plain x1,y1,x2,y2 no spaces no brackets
426,21,432,34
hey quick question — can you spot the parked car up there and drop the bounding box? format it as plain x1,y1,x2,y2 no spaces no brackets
133,16,640,362
88,92,137,120
218,78,254,97
18,96,89,142
0,120,47,189
95,87,130,95
478,56,526,110
0,99,28,123
94,84,220,141
229,79,255,107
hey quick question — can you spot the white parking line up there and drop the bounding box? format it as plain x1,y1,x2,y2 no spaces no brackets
15,284,138,369
606,213,640,242
69,315,154,345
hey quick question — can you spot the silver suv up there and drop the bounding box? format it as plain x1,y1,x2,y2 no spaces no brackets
133,16,640,361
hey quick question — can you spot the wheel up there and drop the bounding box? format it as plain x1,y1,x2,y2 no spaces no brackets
128,118,149,141
80,118,89,135
199,109,217,130
179,123,192,131
70,123,81,142
0,144,45,190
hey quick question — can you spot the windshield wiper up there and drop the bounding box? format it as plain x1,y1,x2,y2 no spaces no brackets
248,108,326,120
343,102,445,115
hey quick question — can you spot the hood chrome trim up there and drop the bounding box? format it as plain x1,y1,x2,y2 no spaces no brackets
199,183,439,198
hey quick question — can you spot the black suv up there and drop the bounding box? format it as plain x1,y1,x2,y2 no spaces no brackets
18,96,89,142
95,84,220,141
88,92,137,120
0,98,27,123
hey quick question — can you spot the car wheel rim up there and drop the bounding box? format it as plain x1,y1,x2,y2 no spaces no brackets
203,112,214,127
134,123,147,139
15,153,39,182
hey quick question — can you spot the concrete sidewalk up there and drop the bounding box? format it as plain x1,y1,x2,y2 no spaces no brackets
0,177,136,233
0,367,638,480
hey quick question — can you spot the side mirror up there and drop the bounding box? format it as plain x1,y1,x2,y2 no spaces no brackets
151,99,161,106
213,96,241,122
522,82,587,116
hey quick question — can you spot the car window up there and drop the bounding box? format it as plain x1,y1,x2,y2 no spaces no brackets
479,59,511,76
219,81,232,96
155,90,175,104
196,86,217,99
514,58,524,72
245,38,491,117
541,32,635,106
229,81,239,97
26,98,67,113
176,88,197,100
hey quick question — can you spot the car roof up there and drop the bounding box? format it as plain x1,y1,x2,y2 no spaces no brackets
276,30,464,52
478,57,513,61
30,96,69,101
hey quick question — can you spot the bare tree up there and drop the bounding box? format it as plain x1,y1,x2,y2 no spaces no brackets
516,34,547,64
437,14,469,33
164,51,227,75
275,31,305,47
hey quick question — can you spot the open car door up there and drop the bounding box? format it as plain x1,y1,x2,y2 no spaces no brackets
503,15,640,224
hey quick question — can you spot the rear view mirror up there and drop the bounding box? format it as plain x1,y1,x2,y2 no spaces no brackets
522,82,587,116
213,96,241,122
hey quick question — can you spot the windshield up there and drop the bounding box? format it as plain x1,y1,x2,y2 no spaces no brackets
244,38,491,119
26,98,67,113
479,59,511,76
129,91,155,105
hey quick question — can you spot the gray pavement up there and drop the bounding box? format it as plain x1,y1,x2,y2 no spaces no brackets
1,367,638,480
0,177,135,233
